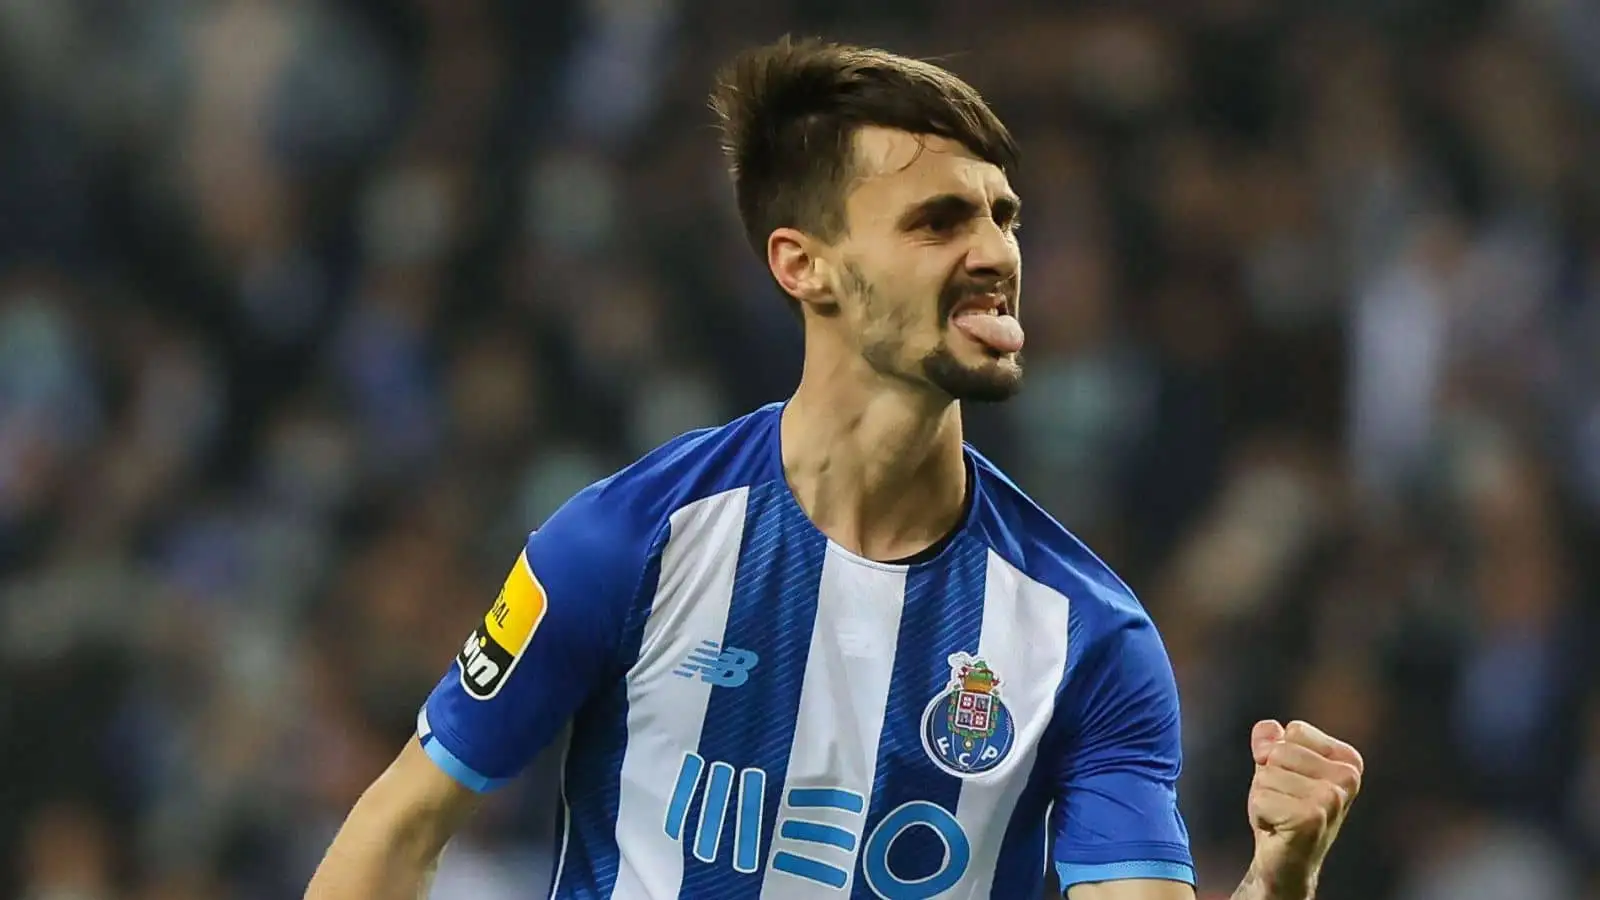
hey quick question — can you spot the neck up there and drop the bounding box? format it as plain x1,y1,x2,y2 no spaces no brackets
781,353,969,562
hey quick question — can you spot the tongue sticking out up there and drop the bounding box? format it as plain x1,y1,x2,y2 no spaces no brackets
951,309,1025,353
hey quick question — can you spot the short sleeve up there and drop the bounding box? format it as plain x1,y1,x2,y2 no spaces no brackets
1050,614,1194,891
419,487,656,792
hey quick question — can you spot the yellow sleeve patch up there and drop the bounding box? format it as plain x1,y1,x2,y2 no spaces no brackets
457,551,549,700
484,551,548,652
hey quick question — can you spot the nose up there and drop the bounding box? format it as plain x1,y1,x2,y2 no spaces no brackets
964,217,1019,282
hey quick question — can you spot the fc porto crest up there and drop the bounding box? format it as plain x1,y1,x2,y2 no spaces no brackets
921,652,1016,777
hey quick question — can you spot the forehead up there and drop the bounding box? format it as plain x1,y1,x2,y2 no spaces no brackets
845,126,1014,219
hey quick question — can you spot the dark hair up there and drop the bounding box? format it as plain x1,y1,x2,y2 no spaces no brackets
710,36,1019,268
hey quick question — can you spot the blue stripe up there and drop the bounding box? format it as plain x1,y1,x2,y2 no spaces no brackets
787,788,866,814
734,768,766,873
419,733,507,793
694,762,737,863
679,481,827,898
780,819,859,851
1055,860,1196,887
664,752,705,841
850,538,990,899
550,530,667,899
772,851,850,889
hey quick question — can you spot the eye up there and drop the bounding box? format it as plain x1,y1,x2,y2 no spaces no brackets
993,201,1021,233
923,212,964,236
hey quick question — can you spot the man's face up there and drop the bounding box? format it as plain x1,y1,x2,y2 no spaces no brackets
826,127,1024,402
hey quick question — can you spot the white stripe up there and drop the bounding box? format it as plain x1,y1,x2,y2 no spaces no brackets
956,550,1073,896
546,729,574,900
611,487,750,900
760,548,907,899
1042,799,1055,877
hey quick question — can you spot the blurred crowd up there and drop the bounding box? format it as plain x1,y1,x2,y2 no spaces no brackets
1,0,1598,898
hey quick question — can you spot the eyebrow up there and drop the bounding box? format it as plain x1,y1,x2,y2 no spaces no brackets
897,192,1023,230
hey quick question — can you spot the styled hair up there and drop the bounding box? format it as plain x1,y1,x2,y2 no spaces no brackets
710,36,1019,263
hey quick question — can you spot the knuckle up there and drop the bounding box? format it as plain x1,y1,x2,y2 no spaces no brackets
1293,800,1326,831
1307,755,1342,779
1337,762,1363,794
1290,720,1325,744
1348,745,1367,773
1318,783,1346,812
1329,735,1362,761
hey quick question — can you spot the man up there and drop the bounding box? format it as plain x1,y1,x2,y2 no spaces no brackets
306,37,1363,900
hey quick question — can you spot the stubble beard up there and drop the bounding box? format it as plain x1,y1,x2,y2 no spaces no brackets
847,262,1024,404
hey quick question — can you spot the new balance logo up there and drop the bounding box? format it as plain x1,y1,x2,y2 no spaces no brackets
673,640,759,688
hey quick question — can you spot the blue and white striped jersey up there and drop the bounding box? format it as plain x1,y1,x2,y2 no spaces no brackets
420,403,1193,899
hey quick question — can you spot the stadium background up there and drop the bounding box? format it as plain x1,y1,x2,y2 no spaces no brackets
1,0,1598,898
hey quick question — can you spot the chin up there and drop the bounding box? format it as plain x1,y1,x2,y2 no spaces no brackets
922,349,1023,403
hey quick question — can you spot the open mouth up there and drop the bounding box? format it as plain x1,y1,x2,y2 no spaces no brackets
948,292,1011,319
948,293,1024,353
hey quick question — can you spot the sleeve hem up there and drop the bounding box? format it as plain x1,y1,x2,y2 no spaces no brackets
417,707,510,793
1055,859,1195,889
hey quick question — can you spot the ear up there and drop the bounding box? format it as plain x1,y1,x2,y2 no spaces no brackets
768,227,836,313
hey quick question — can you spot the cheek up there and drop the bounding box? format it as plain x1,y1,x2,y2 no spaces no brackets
844,254,948,340
851,297,924,365
863,288,932,340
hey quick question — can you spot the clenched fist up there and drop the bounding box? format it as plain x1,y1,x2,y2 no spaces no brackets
1245,720,1364,897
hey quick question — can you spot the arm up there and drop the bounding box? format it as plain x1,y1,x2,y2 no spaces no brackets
306,482,653,897
304,738,482,899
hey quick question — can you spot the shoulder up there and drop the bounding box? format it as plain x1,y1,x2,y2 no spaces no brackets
537,403,783,568
965,451,1180,742
965,447,1153,642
